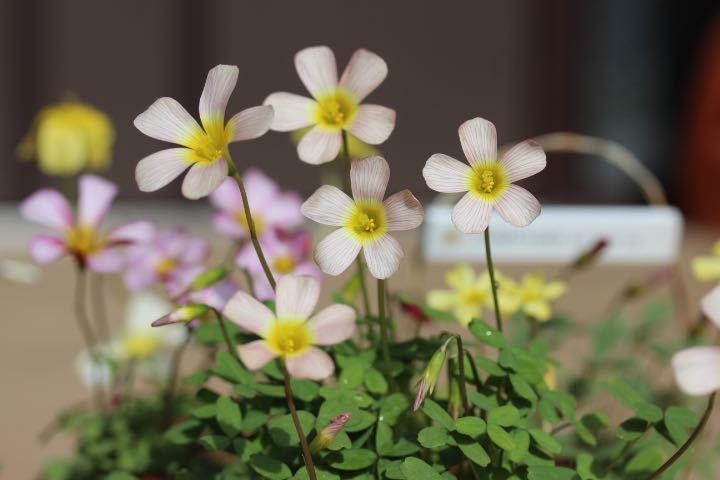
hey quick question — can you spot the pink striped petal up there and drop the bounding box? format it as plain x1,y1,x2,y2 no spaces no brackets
672,346,720,396
264,193,304,228
227,105,273,142
297,126,342,165
423,154,473,193
494,185,541,227
276,275,320,319
347,105,395,145
307,304,356,345
263,92,315,131
384,190,424,231
86,248,126,273
136,148,193,192
459,117,497,167
213,212,246,239
181,158,228,200
199,65,238,133
180,238,210,264
29,235,67,264
452,193,492,233
223,290,275,336
243,169,280,206
351,156,390,202
209,178,244,213
123,264,158,292
78,174,117,228
20,189,74,231
238,340,278,371
314,228,361,276
301,185,354,226
339,48,388,102
701,285,720,328
500,140,546,182
363,233,403,279
286,347,334,380
295,46,338,99
107,221,155,244
134,97,204,147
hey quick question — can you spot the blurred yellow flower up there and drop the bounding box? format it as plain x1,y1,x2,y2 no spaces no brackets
544,364,557,390
18,100,115,176
427,264,518,326
515,274,566,322
691,241,720,282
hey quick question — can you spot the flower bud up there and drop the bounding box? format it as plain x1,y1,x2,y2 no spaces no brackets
310,412,352,453
191,266,231,291
152,304,211,327
448,370,463,419
571,238,609,270
413,338,451,411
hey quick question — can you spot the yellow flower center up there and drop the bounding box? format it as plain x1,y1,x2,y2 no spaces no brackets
468,163,508,200
155,257,177,277
122,332,162,359
314,89,358,131
66,226,106,255
266,320,313,357
235,211,264,236
346,200,387,244
460,289,487,306
273,254,296,274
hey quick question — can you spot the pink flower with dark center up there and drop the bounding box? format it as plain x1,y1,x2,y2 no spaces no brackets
20,174,154,272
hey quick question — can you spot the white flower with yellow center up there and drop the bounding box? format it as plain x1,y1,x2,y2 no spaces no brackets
423,117,547,233
134,65,274,199
223,275,355,380
264,46,395,165
301,156,424,279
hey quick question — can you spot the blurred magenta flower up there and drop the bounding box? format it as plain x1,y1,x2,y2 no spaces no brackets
236,229,321,300
20,174,154,272
209,169,303,240
123,228,209,297
187,277,241,312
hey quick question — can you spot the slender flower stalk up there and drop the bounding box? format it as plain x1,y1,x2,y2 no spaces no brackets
455,335,470,414
213,308,240,363
91,273,110,342
74,267,104,409
377,278,394,391
163,332,192,424
282,361,318,480
484,228,503,332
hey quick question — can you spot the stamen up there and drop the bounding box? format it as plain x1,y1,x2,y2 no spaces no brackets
359,213,376,232
480,169,495,193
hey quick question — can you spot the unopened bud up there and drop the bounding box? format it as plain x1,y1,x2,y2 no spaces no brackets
191,266,230,291
413,338,451,411
571,238,609,270
152,304,211,327
620,267,674,302
448,371,462,419
310,412,352,453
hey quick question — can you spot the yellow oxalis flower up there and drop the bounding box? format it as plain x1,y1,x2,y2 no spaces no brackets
18,100,115,177
691,241,720,282
515,274,566,322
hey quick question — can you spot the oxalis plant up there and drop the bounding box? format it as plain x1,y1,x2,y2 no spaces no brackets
24,46,720,480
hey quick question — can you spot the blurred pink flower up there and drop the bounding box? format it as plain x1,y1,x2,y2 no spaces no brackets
20,174,154,272
123,228,209,298
236,229,321,300
187,278,242,312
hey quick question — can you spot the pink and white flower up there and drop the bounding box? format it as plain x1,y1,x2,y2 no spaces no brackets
423,117,546,233
134,65,274,199
209,170,303,241
264,46,395,165
236,229,321,300
20,174,154,272
301,156,423,279
223,275,355,380
123,228,210,298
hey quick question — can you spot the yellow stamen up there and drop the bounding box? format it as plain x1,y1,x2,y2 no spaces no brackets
273,255,295,274
468,163,508,200
235,212,264,236
314,89,358,131
155,257,177,277
266,320,313,357
66,226,106,255
346,201,386,243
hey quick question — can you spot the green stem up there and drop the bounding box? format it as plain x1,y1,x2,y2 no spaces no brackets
282,362,318,480
484,227,503,333
463,350,483,392
356,257,373,338
455,336,469,414
214,309,240,363
91,273,110,342
163,332,192,424
647,392,716,480
377,279,394,391
341,130,352,193
74,267,103,409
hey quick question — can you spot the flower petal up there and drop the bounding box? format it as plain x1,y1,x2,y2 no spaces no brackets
181,159,228,199
223,290,275,336
213,212,246,239
136,148,193,192
351,156,390,202
199,64,238,133
238,340,278,371
426,290,457,311
348,104,395,145
263,192,304,227
209,177,244,212
29,235,67,264
20,189,74,231
297,126,342,165
227,105,274,142
672,346,720,396
452,193,492,233
701,285,720,328
307,304,356,345
86,248,126,273
692,257,720,282
423,154,473,193
78,174,117,228
263,92,315,131
384,190,424,231
500,140,546,182
276,275,320,319
295,46,338,99
339,48,388,102
286,347,334,380
314,228,361,276
524,301,551,321
363,234,403,279
243,168,281,206
107,221,155,244
301,185,353,226
123,264,158,292
458,117,497,167
134,97,204,147
494,185,541,227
